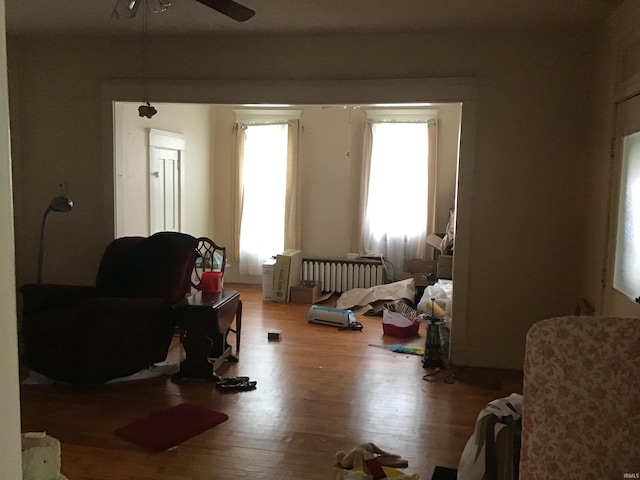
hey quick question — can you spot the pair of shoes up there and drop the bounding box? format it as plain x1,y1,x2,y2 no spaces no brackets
216,377,257,392
215,376,249,386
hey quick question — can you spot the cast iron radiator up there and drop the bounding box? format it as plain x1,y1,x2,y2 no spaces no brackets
301,257,385,293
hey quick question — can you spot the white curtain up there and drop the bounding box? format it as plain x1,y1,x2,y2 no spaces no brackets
284,120,302,250
358,120,437,274
233,121,300,275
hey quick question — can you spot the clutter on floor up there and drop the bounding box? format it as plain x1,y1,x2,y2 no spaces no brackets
457,393,522,480
332,468,420,480
267,329,282,340
336,278,415,316
215,376,257,392
430,466,457,480
422,368,456,384
368,344,425,356
22,361,180,385
333,442,419,479
307,305,358,328
290,280,322,303
398,258,437,304
22,432,69,480
417,280,452,326
382,302,421,337
389,344,424,355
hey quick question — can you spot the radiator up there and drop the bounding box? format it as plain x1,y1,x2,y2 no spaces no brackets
301,257,385,293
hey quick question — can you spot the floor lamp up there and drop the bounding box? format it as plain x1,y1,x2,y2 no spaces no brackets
37,196,73,284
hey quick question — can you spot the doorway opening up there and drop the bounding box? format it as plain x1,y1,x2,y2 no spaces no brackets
105,77,478,362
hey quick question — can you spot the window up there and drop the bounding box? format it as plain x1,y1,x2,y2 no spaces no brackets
360,111,437,273
239,123,288,274
614,131,640,298
233,110,301,275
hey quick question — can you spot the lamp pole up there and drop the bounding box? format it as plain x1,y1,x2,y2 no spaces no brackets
36,206,52,284
36,196,73,284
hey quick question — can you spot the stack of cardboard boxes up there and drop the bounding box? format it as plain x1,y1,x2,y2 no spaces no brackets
262,249,303,302
427,233,453,279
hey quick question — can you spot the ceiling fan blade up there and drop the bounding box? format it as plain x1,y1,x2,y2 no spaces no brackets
195,0,255,22
112,0,142,20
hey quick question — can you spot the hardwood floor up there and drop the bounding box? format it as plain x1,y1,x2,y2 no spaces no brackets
19,284,523,480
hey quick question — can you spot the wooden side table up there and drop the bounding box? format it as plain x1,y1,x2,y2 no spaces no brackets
173,289,242,380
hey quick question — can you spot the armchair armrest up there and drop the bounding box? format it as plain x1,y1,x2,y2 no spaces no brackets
21,283,97,315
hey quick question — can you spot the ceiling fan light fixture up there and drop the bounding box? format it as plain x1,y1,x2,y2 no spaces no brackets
148,0,171,14
112,0,141,19
113,0,255,23
195,0,255,22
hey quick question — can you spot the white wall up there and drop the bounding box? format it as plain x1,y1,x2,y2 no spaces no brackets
211,103,461,284
114,101,213,238
0,0,23,474
298,106,365,259
6,27,616,368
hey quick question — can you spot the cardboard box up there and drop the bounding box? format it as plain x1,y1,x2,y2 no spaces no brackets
437,254,453,279
267,330,282,341
402,259,436,283
427,233,446,254
262,258,276,300
272,249,303,303
290,281,321,304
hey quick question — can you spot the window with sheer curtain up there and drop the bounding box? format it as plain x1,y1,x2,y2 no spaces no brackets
232,112,301,276
358,115,437,273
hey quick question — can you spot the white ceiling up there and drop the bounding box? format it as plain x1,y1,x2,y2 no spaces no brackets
4,0,624,36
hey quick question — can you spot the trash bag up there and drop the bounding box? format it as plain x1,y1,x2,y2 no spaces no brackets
458,393,523,480
417,280,452,319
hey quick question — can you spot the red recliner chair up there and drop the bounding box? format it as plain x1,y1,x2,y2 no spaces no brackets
20,231,198,384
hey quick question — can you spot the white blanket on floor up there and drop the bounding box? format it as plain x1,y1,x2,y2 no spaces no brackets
336,278,415,315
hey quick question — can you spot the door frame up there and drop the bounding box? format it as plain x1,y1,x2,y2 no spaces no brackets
102,77,478,364
603,91,640,317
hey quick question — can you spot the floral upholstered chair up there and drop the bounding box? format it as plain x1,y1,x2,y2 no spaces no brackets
520,316,640,479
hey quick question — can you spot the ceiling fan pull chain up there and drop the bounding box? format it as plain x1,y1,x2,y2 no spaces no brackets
142,0,147,103
137,0,158,118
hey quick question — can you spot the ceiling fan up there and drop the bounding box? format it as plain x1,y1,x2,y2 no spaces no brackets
112,0,255,23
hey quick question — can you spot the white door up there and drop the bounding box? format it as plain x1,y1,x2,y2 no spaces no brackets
604,93,640,317
149,129,186,234
150,147,180,233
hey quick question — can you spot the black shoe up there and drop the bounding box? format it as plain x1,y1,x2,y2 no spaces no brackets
216,380,257,392
215,376,250,386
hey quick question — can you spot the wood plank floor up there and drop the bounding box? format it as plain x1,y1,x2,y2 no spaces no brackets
19,283,523,480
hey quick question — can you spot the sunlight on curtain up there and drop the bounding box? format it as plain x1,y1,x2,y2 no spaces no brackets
239,123,288,275
614,131,640,298
363,122,430,271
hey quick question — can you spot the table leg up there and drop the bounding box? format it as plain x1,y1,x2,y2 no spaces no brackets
176,309,219,381
233,300,242,359
174,293,241,380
